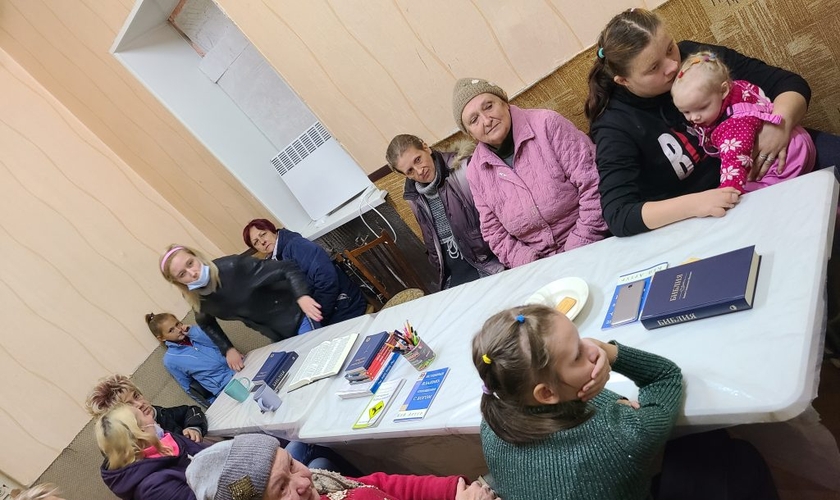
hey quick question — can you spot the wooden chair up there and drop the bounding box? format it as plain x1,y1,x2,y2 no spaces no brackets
342,231,428,303
380,288,425,310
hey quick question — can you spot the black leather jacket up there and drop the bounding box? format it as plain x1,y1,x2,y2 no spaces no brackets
195,254,311,354
153,404,207,436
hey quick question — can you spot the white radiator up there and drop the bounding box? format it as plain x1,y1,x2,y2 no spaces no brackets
270,122,371,221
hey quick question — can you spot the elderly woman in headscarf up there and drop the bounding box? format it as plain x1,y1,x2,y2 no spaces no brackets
452,78,609,268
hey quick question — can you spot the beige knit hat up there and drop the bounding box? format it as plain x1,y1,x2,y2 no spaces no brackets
186,434,280,500
452,78,509,133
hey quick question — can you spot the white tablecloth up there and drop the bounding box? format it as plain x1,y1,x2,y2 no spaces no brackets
297,169,838,444
206,314,374,438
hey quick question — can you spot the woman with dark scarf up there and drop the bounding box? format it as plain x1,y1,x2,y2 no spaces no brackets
386,134,504,290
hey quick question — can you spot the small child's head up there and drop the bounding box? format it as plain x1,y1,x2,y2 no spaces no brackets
671,51,731,127
85,374,152,419
95,403,170,470
472,304,598,445
145,312,189,343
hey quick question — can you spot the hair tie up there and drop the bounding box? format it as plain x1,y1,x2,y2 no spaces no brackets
678,53,718,80
160,246,185,273
481,354,492,365
516,314,525,323
597,47,605,60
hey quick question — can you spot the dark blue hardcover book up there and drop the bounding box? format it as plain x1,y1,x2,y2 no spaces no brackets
345,331,389,377
253,351,290,389
269,351,299,390
640,245,761,330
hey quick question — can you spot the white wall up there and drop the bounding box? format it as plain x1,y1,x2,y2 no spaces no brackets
114,23,314,231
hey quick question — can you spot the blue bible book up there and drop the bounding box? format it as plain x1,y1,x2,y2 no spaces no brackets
268,351,299,390
640,245,761,330
393,367,450,422
253,351,290,389
345,331,389,377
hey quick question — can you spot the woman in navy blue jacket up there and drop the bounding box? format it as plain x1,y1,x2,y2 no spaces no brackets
243,219,367,326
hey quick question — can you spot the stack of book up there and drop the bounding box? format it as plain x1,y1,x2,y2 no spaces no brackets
253,351,299,391
338,331,399,399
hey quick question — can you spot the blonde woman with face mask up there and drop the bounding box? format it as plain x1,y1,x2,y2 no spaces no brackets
159,245,321,371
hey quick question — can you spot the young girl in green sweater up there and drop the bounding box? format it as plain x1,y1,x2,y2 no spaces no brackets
472,304,683,500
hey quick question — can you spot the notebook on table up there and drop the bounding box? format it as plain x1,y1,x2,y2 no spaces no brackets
287,333,359,391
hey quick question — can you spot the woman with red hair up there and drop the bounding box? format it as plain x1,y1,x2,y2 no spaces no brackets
243,219,366,326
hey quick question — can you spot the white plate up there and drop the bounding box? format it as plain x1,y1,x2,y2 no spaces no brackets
524,277,589,321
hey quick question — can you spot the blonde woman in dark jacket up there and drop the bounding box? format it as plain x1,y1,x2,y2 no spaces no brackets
387,135,504,290
159,244,320,370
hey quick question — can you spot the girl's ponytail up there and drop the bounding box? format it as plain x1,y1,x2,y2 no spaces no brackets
584,40,616,122
145,311,177,339
584,8,664,124
472,305,592,445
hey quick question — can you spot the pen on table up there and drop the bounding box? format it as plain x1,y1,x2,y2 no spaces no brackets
385,342,403,352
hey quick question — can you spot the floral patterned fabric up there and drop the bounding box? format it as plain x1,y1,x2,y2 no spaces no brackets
693,79,815,193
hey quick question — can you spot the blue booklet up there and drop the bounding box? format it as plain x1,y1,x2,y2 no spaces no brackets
393,367,449,422
602,262,667,329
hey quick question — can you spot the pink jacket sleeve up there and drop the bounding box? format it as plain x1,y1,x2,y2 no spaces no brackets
356,473,463,500
548,114,608,251
466,156,539,268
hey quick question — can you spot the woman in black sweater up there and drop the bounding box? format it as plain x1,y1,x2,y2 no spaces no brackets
159,244,322,370
585,8,837,237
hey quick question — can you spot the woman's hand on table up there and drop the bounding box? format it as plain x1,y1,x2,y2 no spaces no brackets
297,295,323,322
226,348,245,371
689,187,741,218
578,339,611,402
455,478,500,500
752,121,792,179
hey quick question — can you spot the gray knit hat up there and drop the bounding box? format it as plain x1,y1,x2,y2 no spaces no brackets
452,77,508,133
186,434,280,500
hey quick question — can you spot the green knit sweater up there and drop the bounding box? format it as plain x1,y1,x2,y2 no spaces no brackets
480,343,683,500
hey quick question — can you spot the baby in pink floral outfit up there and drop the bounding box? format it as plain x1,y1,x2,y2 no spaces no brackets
671,51,815,193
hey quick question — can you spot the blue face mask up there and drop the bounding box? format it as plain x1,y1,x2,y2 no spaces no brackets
186,264,211,291
143,423,165,439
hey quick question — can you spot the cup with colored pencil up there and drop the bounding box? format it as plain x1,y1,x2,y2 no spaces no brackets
393,320,436,371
